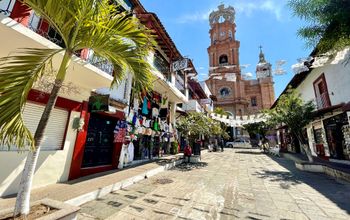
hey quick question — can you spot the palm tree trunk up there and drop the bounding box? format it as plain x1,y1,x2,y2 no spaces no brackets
14,51,71,216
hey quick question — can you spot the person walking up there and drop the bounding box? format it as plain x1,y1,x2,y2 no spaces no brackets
220,137,224,152
184,142,192,163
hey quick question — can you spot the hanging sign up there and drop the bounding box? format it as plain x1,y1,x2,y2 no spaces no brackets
88,94,109,112
172,58,189,72
200,99,212,105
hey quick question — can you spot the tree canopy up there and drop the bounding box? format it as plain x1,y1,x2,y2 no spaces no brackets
288,0,350,54
265,88,315,161
176,112,228,140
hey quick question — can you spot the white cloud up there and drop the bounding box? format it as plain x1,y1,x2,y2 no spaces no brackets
176,10,212,24
199,66,205,70
234,0,285,21
176,0,286,24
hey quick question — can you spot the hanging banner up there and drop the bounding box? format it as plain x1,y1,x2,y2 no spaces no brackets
172,58,189,72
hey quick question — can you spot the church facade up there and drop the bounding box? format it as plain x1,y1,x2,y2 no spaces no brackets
205,4,275,118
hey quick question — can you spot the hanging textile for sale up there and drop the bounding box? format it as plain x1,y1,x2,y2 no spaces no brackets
128,142,134,162
118,143,129,169
133,97,139,111
114,120,127,143
142,96,149,115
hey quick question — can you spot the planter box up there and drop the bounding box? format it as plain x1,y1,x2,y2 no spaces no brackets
295,162,324,173
0,199,80,220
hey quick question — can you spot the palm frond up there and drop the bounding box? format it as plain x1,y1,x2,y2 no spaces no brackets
73,1,156,91
0,48,62,150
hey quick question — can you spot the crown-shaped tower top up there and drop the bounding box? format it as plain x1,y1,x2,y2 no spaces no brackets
209,4,235,27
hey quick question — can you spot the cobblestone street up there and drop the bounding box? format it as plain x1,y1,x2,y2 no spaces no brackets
79,148,350,220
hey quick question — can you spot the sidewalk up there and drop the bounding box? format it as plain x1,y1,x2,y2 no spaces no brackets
0,154,184,210
281,152,350,182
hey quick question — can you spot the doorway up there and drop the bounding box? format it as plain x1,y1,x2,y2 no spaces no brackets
81,113,117,168
324,113,347,160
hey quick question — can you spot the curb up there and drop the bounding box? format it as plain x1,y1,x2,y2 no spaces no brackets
65,158,183,206
281,153,350,183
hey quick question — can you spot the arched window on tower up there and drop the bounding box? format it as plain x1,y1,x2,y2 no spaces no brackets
212,33,217,44
219,54,228,65
228,30,233,40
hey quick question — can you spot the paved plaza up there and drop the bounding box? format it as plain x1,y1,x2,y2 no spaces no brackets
79,148,350,220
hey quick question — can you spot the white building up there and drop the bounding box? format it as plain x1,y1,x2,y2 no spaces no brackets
275,48,350,161
0,0,189,197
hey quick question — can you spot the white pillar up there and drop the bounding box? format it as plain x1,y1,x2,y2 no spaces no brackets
321,119,330,157
306,125,317,156
170,101,176,126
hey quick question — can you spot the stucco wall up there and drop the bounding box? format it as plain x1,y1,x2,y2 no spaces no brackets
296,48,350,106
0,111,79,197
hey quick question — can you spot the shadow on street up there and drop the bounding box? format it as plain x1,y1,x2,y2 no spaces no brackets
254,154,350,214
170,162,209,172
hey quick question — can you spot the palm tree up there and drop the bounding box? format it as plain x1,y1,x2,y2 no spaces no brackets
0,0,155,216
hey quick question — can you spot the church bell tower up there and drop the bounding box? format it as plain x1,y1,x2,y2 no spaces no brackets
207,4,241,77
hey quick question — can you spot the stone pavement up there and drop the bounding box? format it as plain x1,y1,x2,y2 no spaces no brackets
79,147,350,220
0,155,182,210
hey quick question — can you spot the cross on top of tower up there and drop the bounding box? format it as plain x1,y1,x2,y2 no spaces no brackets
259,45,266,63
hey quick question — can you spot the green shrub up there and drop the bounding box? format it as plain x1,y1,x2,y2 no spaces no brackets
171,141,179,155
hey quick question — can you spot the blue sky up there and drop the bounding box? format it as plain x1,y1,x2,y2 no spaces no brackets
140,0,312,98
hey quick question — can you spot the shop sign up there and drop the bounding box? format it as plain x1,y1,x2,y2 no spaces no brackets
172,58,188,72
88,94,109,112
200,99,212,105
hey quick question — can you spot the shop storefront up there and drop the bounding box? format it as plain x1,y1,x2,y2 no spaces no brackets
323,112,349,160
69,95,126,180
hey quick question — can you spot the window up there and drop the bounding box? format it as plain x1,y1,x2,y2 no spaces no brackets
219,54,228,64
251,97,257,107
228,30,233,39
313,73,331,109
219,88,230,97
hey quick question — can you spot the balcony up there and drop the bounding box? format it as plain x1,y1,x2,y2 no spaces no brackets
1,1,115,76
85,51,114,76
315,92,331,110
153,53,171,82
182,99,203,113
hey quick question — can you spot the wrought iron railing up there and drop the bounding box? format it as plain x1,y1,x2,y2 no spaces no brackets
86,54,114,76
0,0,14,16
315,92,331,109
27,14,65,47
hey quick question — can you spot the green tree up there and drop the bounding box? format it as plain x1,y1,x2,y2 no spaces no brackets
265,88,315,162
243,121,270,141
0,0,155,216
213,107,230,116
288,0,350,54
177,112,228,145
